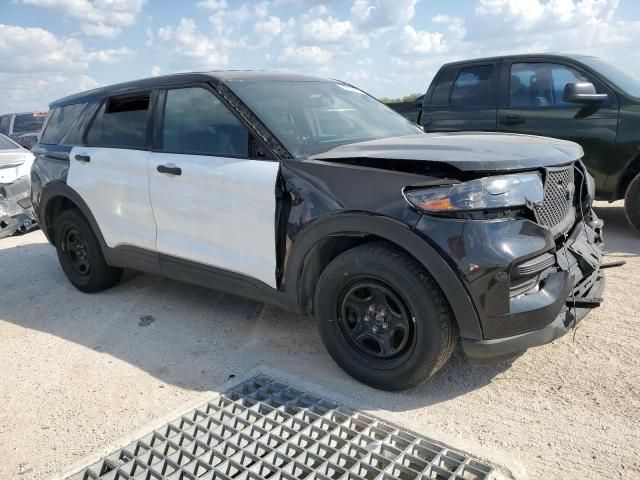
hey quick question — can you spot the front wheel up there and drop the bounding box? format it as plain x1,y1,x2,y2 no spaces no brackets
625,172,640,233
315,242,458,391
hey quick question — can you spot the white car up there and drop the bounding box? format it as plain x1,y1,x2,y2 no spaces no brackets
0,133,37,238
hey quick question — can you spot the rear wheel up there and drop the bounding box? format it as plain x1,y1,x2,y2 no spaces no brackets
625,172,640,233
54,208,122,292
315,242,458,391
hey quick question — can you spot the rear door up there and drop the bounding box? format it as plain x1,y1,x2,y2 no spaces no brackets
496,59,618,190
422,62,498,132
66,92,157,250
148,85,280,288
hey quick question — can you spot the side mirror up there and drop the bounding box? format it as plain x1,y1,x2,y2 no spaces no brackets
563,82,608,103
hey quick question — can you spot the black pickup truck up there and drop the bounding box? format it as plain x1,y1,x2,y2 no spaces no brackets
388,54,640,232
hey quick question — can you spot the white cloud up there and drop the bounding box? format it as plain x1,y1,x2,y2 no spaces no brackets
390,25,447,56
254,16,285,44
17,0,144,38
0,24,132,72
150,65,162,76
351,0,417,31
0,73,99,112
155,18,229,68
300,16,370,48
196,0,227,10
271,45,334,65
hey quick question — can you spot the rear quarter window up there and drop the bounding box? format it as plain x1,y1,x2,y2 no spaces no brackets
0,115,10,135
40,103,86,145
430,67,457,105
450,65,496,107
12,113,46,135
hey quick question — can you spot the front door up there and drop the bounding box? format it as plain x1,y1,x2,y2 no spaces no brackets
148,86,280,288
497,60,619,192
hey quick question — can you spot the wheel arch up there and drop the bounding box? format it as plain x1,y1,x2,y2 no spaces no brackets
39,182,107,248
284,213,483,340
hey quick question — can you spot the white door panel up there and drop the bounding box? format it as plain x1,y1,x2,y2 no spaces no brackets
149,152,279,288
67,146,156,250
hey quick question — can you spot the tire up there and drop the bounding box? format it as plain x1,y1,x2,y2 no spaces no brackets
314,242,458,391
54,208,122,293
625,172,640,234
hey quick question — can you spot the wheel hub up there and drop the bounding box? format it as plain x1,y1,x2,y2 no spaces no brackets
339,281,413,359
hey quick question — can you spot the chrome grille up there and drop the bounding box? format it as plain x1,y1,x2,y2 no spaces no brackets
534,165,576,236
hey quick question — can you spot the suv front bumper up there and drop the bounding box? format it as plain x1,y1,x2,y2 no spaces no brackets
463,214,605,364
414,210,605,364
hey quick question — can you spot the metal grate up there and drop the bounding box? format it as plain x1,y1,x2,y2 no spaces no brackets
534,165,576,236
65,375,494,480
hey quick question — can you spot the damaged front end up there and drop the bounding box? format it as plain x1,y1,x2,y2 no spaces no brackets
0,169,37,240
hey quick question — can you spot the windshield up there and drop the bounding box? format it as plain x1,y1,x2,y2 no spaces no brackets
0,134,20,150
13,113,46,134
230,80,422,157
579,57,640,98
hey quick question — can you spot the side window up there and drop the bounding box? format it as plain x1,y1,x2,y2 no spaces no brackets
430,67,456,105
450,65,495,107
86,93,150,149
40,103,86,145
510,63,589,107
0,115,10,135
162,87,249,157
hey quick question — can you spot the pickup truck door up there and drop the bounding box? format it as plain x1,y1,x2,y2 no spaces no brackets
421,62,498,132
496,59,618,192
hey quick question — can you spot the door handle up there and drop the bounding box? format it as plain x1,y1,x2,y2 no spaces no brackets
75,154,90,163
157,164,182,176
499,115,526,125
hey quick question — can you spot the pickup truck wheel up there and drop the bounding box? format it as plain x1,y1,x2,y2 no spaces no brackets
54,208,123,293
625,172,640,233
315,242,458,391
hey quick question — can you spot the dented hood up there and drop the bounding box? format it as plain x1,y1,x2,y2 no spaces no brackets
310,132,583,172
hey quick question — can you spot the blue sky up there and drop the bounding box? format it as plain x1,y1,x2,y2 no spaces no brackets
1,0,640,112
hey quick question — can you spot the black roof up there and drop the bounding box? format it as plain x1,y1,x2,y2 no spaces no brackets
50,71,332,108
439,53,599,68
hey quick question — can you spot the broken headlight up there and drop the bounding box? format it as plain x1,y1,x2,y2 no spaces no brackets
404,172,543,213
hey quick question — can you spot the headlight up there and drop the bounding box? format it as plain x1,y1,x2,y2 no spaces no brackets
404,172,543,213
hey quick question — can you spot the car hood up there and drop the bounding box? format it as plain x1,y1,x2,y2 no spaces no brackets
310,132,583,172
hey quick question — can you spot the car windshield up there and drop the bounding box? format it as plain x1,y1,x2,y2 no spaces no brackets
13,113,46,134
579,57,640,98
230,80,423,157
0,134,20,150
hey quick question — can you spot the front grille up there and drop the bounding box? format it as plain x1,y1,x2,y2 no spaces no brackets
534,165,576,236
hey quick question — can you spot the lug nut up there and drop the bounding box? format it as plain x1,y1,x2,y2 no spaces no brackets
382,323,388,330
364,315,370,322
372,326,378,333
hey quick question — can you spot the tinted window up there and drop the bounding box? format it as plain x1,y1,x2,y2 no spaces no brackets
13,113,46,134
86,94,149,148
430,67,456,105
162,87,248,157
0,134,19,150
0,116,10,135
510,63,590,107
40,103,86,145
450,65,495,106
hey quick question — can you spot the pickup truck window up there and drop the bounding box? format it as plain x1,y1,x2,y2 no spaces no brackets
430,67,456,105
450,65,495,106
510,63,589,107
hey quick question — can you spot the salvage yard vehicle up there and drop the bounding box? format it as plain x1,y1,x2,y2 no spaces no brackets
0,111,47,150
390,54,640,233
32,72,605,390
0,134,37,239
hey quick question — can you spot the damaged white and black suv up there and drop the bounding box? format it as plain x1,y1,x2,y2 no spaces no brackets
32,72,605,390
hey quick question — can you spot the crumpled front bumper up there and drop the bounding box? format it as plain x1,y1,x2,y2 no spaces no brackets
461,212,605,364
0,176,37,239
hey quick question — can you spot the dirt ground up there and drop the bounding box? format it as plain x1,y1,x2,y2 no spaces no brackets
0,201,638,480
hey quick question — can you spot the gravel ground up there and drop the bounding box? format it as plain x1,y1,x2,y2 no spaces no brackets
0,201,638,480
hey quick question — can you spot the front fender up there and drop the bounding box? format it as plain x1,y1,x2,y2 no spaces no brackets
284,212,483,340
